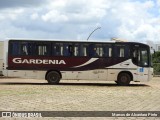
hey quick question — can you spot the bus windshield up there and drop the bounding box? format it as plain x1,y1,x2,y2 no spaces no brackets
132,44,150,67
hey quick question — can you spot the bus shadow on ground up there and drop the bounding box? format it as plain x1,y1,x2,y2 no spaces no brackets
57,83,150,87
0,82,150,87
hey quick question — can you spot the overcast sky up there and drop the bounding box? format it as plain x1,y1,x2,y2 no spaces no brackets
0,0,160,43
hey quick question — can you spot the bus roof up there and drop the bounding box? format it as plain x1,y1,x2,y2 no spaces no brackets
6,38,115,43
4,38,150,47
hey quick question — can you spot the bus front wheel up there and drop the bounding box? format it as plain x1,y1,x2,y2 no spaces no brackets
117,73,131,86
46,71,61,84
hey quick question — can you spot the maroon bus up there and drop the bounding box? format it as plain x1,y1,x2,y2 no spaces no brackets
1,39,153,85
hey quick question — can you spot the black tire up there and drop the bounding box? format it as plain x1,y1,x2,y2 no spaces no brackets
117,73,131,86
46,71,61,84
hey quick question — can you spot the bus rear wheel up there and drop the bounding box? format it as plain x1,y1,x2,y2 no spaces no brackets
46,71,61,84
117,73,131,86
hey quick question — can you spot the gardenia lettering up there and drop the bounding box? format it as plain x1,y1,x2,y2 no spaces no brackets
12,58,66,65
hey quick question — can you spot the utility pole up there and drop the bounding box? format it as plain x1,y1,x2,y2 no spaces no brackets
87,27,101,41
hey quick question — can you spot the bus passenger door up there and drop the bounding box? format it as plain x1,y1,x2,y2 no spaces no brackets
133,47,150,81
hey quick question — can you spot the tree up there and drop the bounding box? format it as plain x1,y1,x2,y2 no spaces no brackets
152,51,160,75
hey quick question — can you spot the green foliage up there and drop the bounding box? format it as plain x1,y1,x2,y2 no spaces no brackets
153,63,160,74
152,51,160,74
152,51,160,63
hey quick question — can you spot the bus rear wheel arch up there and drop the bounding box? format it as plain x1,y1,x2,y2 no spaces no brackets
116,72,132,86
46,71,61,84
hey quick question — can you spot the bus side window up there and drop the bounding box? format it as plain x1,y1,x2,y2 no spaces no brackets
120,47,125,57
73,44,80,56
37,45,46,55
103,44,112,57
63,43,72,56
132,48,139,65
27,43,34,55
94,44,104,57
88,44,98,57
76,43,88,57
20,42,31,55
10,42,20,55
109,48,112,57
124,45,130,57
53,43,63,56
54,45,60,56
36,43,50,56
82,44,88,56
10,41,29,56
115,45,129,58
21,45,28,55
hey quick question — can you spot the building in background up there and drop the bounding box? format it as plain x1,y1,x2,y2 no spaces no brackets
155,44,160,51
146,40,160,52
